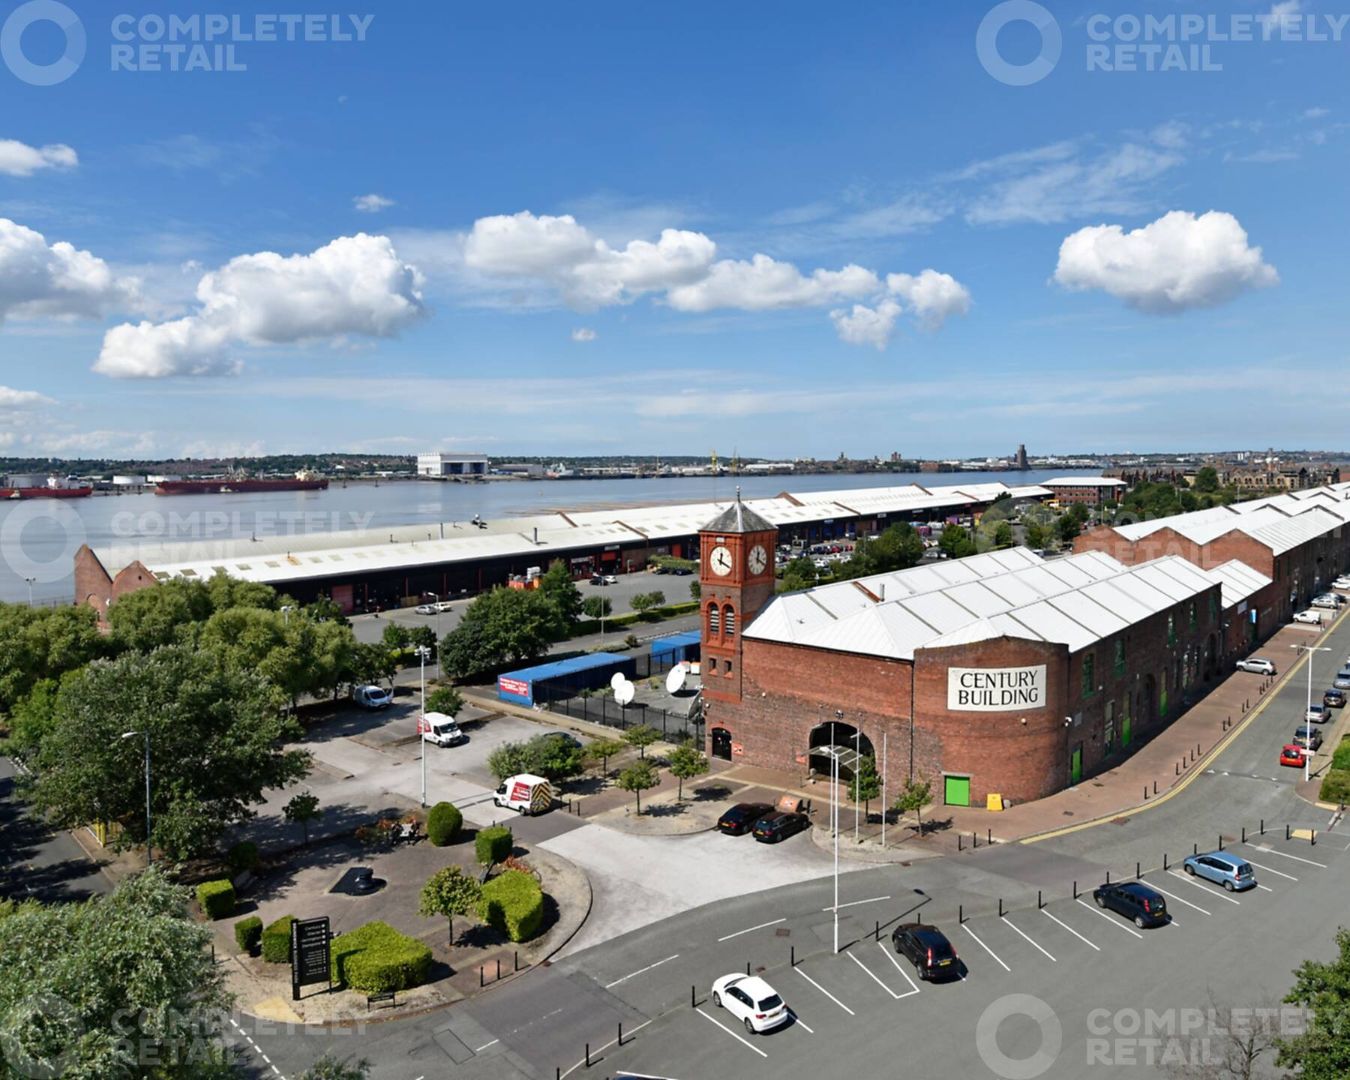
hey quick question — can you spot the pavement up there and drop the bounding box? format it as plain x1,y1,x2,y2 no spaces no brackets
0,756,110,904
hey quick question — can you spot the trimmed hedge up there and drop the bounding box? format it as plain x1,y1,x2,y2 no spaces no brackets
262,915,295,964
330,921,433,993
1331,738,1350,773
196,879,235,920
427,802,463,847
234,915,263,954
1319,769,1350,805
475,825,513,867
479,869,545,943
226,841,260,875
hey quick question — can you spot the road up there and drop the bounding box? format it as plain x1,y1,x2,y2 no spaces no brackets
0,757,109,904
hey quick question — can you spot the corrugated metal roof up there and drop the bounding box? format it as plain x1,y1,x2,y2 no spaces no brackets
1043,476,1127,487
498,652,630,684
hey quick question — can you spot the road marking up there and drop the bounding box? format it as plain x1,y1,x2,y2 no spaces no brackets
876,942,924,996
793,966,855,1015
1167,870,1241,905
1075,898,1144,939
822,894,891,912
1041,908,1100,951
696,1007,768,1058
846,950,917,999
718,919,786,942
1244,844,1327,868
473,1039,499,1052
1145,881,1210,916
1256,883,1274,892
605,954,680,988
1241,859,1297,881
788,1010,814,1034
961,923,1011,972
559,1020,654,1078
1001,915,1056,961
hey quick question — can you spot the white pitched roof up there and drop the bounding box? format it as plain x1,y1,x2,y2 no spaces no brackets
1043,476,1127,488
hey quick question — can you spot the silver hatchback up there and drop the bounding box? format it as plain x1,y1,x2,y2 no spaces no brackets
1182,851,1256,892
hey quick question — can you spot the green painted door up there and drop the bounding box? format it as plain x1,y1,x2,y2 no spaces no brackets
1122,715,1132,748
1070,746,1083,785
944,775,971,807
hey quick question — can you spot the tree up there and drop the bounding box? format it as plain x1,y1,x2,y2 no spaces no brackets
1194,466,1220,494
418,865,482,946
1055,512,1082,544
779,557,818,592
283,791,322,846
527,733,586,782
381,623,413,650
1276,926,1350,1078
426,685,464,716
586,736,627,778
538,560,583,632
1024,521,1047,550
616,758,659,814
581,595,613,620
298,1055,372,1080
348,642,398,686
105,579,212,652
688,579,701,600
623,723,660,758
487,741,534,782
894,775,933,835
441,588,556,678
631,591,666,614
0,603,105,717
990,521,1014,549
28,646,311,862
666,739,709,800
939,524,977,559
868,523,927,573
0,867,234,1079
849,755,882,822
1166,996,1283,1080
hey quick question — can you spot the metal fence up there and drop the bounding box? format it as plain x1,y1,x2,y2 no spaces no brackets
535,650,703,741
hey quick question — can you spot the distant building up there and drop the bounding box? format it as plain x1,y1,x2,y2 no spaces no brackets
1014,444,1029,470
1044,476,1127,508
417,452,488,477
496,462,545,479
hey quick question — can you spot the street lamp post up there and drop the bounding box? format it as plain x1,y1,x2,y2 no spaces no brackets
1290,643,1331,784
415,645,431,806
24,577,35,606
121,730,151,866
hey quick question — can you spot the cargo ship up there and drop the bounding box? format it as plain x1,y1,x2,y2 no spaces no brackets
1,485,93,499
154,470,329,496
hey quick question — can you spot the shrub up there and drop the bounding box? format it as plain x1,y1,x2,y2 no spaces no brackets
226,841,260,876
475,824,513,867
426,802,463,847
262,914,295,964
196,879,235,920
1319,769,1350,806
479,869,545,942
234,915,263,954
330,921,433,992
1332,738,1350,773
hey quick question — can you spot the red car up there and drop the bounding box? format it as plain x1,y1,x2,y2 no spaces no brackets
1280,744,1308,768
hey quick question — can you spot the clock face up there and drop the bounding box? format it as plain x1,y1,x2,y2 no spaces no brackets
747,544,768,575
709,545,733,577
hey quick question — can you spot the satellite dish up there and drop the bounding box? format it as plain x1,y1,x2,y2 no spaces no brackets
610,672,627,691
615,680,636,707
665,665,688,694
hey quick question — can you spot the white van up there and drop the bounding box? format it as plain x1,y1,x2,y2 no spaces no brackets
353,684,392,709
493,773,553,815
418,711,465,747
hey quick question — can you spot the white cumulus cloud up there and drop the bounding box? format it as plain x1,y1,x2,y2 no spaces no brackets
886,270,972,329
0,140,77,177
0,385,54,407
354,193,395,213
1053,210,1278,314
95,233,426,378
830,300,902,350
0,218,140,321
666,256,878,312
571,327,597,342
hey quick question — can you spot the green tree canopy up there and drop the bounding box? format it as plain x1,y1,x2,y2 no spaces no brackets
284,790,322,845
581,595,613,620
849,755,882,819
538,560,584,630
418,865,483,945
1193,466,1220,493
623,724,660,758
426,685,464,716
297,1055,372,1080
938,524,977,559
779,557,818,592
0,603,105,717
441,588,557,678
1277,926,1350,1078
893,775,934,834
666,739,709,800
105,579,214,652
616,758,660,814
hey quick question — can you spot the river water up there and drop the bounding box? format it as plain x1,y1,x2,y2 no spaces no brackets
0,468,1081,604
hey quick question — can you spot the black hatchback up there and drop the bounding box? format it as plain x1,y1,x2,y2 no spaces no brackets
891,923,960,981
717,802,774,836
752,811,811,844
1324,688,1347,709
1092,882,1169,928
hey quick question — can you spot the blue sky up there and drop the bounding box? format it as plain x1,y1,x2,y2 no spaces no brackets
0,0,1346,460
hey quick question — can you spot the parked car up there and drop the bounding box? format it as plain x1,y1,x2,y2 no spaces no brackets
539,730,583,749
710,974,789,1034
752,810,811,844
414,603,436,615
602,574,618,585
1333,576,1350,590
352,684,392,709
1306,703,1330,724
1280,744,1308,768
1293,610,1324,625
1323,689,1346,709
1182,851,1256,892
890,923,960,981
590,574,605,585
420,712,465,747
1235,658,1276,676
717,802,774,836
1293,726,1323,752
1311,594,1340,610
1092,882,1170,928
1335,673,1350,691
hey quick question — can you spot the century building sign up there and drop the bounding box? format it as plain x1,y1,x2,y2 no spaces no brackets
947,665,1047,712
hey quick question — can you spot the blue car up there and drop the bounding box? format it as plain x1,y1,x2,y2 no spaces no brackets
1182,851,1256,892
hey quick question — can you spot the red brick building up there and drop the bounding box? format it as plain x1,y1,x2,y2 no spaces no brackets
1044,475,1127,508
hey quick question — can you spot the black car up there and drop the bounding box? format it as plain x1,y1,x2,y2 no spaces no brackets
1324,688,1347,709
891,923,960,981
752,810,811,844
1092,882,1169,928
717,802,774,836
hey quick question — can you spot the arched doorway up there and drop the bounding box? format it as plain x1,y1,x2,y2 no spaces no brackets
807,721,874,781
710,726,732,761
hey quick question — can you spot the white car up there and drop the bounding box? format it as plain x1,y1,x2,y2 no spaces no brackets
602,574,618,585
710,974,789,1034
1311,595,1341,610
1333,577,1350,590
1306,703,1330,724
415,603,436,615
352,684,393,709
1293,610,1324,625
1235,658,1276,676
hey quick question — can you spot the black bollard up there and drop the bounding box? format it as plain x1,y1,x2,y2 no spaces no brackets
746,961,751,975
1241,827,1246,844
1136,861,1141,879
791,945,795,967
1260,818,1265,836
1073,880,1078,899
585,1043,591,1067
875,920,880,940
988,828,993,845
958,834,963,852
1153,780,1158,795
1218,835,1223,852
1311,829,1317,847
1106,870,1111,884
1163,853,1168,871
999,898,1004,917
691,985,696,1008
618,1021,624,1047
1193,843,1198,855
496,958,501,981
480,966,485,988
1037,890,1042,909
959,904,964,924
1286,824,1291,841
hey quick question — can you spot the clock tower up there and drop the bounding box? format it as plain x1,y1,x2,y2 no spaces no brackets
698,492,778,704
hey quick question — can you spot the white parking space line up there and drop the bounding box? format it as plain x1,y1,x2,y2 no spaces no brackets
1001,916,1056,961
788,1010,815,1034
1243,844,1327,868
559,1020,654,1079
473,1039,499,1052
1167,871,1241,904
793,966,856,1015
718,919,786,942
962,923,1011,972
1075,898,1144,939
1242,859,1298,881
1042,909,1100,951
1256,883,1275,892
1146,881,1210,916
848,951,903,999
605,954,680,988
876,943,924,996
822,894,891,912
695,1009,768,1059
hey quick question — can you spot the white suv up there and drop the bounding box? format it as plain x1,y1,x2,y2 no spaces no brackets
1235,658,1276,676
711,974,789,1033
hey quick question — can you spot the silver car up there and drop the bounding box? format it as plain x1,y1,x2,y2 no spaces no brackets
1182,852,1256,892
